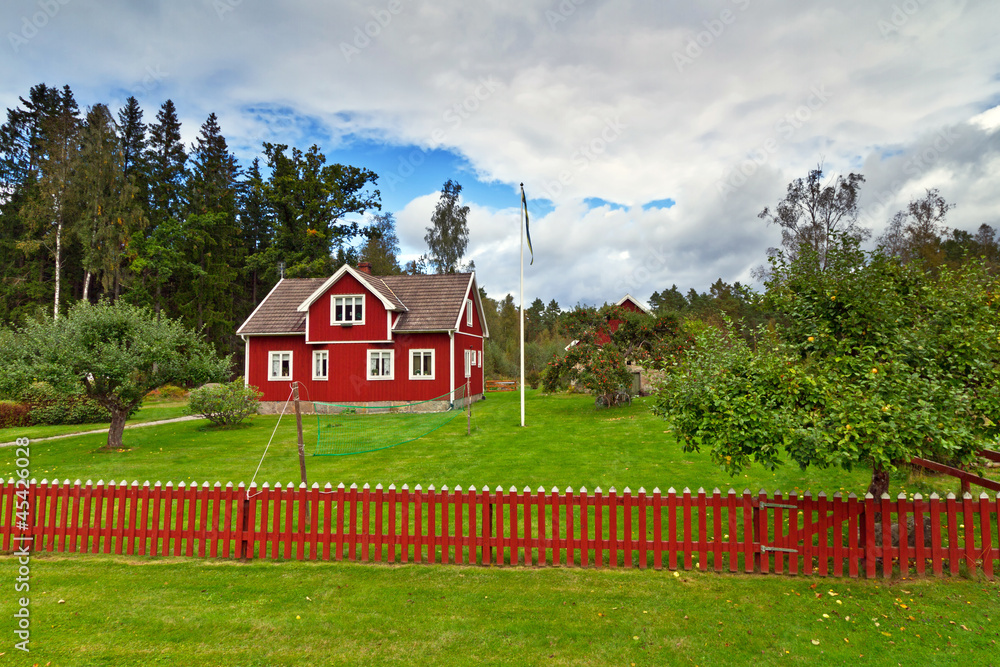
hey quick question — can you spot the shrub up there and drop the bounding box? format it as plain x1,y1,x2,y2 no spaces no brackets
145,383,189,401
0,400,31,428
20,381,117,425
189,382,261,426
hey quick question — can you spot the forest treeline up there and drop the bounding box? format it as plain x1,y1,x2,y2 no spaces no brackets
3,84,997,380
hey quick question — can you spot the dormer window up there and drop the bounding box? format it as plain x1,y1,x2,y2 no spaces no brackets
332,295,364,325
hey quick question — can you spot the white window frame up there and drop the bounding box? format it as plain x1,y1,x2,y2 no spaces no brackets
477,350,482,367
464,349,473,378
409,349,435,380
313,350,329,381
332,294,365,325
269,351,293,381
466,298,473,327
367,349,394,380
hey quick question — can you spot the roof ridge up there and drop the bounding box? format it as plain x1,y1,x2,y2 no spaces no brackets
371,274,408,311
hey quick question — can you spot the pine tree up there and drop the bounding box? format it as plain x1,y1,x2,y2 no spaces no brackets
117,96,148,209
141,99,187,317
239,157,273,306
177,112,242,358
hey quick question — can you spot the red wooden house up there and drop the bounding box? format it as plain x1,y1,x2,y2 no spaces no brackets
594,294,652,344
237,263,488,411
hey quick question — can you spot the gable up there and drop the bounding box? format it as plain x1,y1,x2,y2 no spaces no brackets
296,264,404,314
237,267,488,337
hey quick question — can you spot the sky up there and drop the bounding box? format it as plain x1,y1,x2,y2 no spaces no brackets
2,0,999,308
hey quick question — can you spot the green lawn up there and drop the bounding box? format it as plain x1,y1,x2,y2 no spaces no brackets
4,390,982,499
5,553,998,666
3,390,998,666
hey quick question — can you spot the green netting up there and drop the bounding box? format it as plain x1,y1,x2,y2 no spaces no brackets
314,385,468,456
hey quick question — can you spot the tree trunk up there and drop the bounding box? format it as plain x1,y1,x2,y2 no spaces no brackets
54,214,62,319
867,465,890,498
82,270,91,302
105,406,129,450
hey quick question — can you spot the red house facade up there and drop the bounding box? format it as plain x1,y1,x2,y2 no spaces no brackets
237,264,488,411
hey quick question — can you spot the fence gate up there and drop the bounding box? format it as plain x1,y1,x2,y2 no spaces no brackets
752,491,853,575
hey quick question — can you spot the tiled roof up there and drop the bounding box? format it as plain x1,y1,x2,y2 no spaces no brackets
236,273,474,335
355,272,407,311
236,278,326,335
383,273,473,331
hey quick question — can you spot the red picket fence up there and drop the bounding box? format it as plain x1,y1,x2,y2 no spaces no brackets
2,479,998,578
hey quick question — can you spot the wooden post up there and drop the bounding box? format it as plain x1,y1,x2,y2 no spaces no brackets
466,380,471,435
292,382,309,523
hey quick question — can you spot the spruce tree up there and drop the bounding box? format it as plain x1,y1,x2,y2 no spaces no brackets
141,99,187,317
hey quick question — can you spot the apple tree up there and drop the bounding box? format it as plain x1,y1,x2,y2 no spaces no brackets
655,237,1000,496
0,300,230,449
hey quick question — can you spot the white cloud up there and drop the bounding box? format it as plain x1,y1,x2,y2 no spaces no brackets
3,0,999,305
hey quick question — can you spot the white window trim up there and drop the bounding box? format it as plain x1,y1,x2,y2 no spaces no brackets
313,350,329,381
367,349,394,380
331,294,366,325
464,349,473,378
269,351,293,381
409,349,435,380
466,298,473,327
477,350,482,367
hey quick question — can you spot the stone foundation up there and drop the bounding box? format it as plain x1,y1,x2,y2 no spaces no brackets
258,393,483,415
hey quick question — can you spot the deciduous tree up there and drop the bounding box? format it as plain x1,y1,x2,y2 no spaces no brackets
424,179,470,274
0,300,229,449
655,236,1000,497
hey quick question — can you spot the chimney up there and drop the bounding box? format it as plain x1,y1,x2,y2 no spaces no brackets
358,262,372,274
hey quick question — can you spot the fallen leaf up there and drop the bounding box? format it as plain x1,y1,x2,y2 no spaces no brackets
811,639,820,645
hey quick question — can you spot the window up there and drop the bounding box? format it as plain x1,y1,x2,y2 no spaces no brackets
409,349,434,380
477,350,482,367
466,298,473,327
464,350,473,378
269,351,292,381
313,350,329,380
368,349,393,380
332,295,364,324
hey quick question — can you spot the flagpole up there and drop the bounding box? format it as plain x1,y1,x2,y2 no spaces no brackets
519,183,526,428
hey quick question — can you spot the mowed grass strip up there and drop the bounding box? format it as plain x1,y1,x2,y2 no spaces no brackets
9,553,998,666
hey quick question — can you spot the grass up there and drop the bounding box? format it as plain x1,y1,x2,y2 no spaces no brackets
6,553,998,666
2,390,998,665
2,390,988,498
